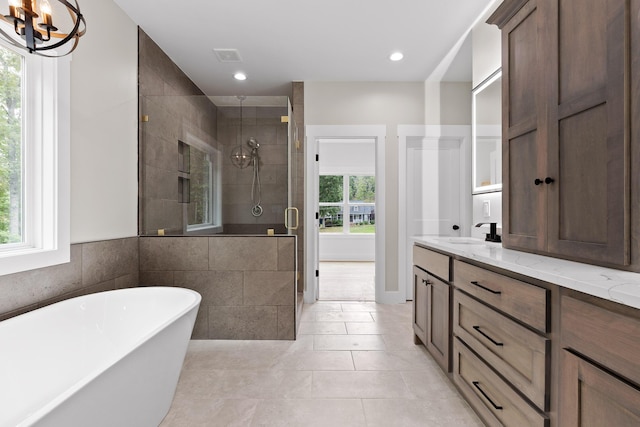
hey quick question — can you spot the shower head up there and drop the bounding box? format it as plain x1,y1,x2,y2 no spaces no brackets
247,137,260,149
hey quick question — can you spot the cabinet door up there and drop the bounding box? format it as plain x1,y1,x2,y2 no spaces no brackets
412,267,429,345
500,0,547,252
426,274,451,372
559,350,640,426
545,0,629,265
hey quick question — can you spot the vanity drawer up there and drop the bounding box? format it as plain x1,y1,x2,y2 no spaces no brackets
454,260,549,333
454,338,548,427
454,290,549,411
413,245,450,281
561,295,640,386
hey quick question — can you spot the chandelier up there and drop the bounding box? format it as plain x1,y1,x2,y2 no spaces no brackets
0,0,85,57
229,95,252,169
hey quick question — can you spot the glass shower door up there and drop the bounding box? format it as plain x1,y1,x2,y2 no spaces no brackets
285,98,300,235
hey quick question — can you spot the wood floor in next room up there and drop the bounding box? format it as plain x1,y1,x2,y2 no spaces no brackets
160,301,485,426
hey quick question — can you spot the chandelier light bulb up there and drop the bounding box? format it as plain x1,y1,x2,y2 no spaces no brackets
40,0,52,15
40,0,53,27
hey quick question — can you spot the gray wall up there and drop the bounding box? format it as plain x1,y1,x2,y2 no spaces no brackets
304,82,425,294
0,238,139,321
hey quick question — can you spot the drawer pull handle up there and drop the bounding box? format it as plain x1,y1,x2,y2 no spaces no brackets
422,278,432,285
473,325,504,347
472,381,503,410
470,281,501,295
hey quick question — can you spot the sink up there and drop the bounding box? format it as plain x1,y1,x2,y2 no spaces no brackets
438,237,486,245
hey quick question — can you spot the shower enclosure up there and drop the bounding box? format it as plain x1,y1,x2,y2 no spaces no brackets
138,95,300,237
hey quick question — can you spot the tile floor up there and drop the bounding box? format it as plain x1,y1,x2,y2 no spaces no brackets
160,301,485,426
319,262,375,301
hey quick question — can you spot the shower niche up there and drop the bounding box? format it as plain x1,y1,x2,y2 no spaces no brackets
139,95,299,236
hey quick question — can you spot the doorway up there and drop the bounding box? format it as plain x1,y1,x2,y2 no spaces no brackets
304,125,386,304
317,139,376,301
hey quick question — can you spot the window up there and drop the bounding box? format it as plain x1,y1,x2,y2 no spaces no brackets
0,41,70,275
185,140,221,233
319,174,375,234
0,46,23,246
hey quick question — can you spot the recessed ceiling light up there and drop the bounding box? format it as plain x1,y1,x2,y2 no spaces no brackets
234,72,247,81
389,52,404,61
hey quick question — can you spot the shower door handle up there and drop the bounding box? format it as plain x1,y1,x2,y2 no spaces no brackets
285,207,299,230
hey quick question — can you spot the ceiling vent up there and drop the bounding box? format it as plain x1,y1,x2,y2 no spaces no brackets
213,49,242,62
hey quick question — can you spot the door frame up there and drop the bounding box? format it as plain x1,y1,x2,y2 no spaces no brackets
305,125,386,303
398,125,472,301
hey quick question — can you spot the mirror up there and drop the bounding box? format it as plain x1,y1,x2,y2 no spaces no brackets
472,70,502,194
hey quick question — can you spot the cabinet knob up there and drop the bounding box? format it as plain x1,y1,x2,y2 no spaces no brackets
534,178,544,186
452,225,460,230
545,177,555,184
422,278,431,285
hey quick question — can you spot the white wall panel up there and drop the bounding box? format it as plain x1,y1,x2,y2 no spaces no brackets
70,0,138,243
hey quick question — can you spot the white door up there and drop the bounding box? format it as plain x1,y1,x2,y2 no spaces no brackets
405,137,461,299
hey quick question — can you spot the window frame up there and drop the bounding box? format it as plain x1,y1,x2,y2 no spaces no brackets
0,41,70,275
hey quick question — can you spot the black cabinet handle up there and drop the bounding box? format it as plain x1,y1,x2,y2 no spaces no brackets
534,178,544,186
472,381,503,410
453,225,460,230
470,281,502,295
473,325,504,346
545,177,555,184
422,278,431,285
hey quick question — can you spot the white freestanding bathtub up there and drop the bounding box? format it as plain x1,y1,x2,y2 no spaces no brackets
0,286,201,427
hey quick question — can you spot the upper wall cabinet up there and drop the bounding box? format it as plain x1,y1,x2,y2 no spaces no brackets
472,70,502,194
488,0,640,271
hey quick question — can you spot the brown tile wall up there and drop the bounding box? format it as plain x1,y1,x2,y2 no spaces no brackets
217,106,289,233
0,237,139,321
139,235,297,340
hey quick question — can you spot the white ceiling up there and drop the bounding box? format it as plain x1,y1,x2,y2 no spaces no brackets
113,0,495,96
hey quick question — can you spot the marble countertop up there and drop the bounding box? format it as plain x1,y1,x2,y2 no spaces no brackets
412,235,640,311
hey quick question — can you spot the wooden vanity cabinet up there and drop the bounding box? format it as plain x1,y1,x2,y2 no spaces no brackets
412,246,451,373
413,240,640,427
491,0,545,254
488,0,639,270
559,293,640,426
452,260,550,426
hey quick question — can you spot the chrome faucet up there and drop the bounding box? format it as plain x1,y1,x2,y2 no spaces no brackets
475,222,501,243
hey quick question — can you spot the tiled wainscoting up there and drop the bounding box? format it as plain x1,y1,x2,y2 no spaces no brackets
139,236,297,340
0,237,139,321
0,235,297,341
